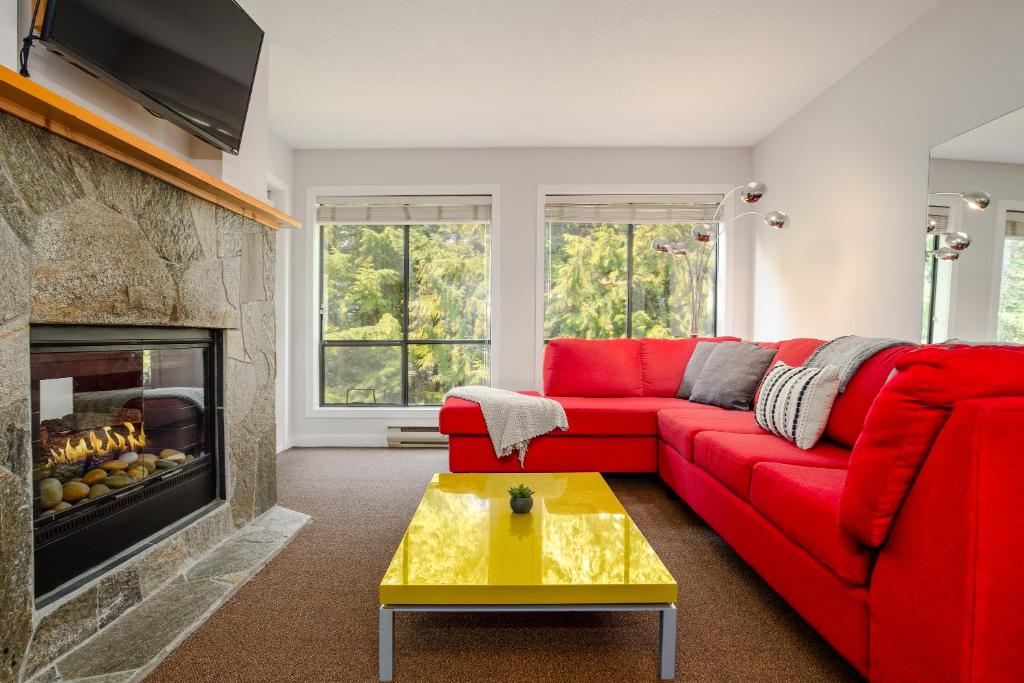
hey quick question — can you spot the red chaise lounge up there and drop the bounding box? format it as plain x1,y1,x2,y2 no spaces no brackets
439,337,1024,682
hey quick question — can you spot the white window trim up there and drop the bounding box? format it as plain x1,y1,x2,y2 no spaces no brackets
303,184,501,419
268,172,292,452
990,199,1024,340
534,184,739,391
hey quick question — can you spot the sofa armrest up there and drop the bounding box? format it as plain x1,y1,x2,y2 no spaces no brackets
869,397,1024,683
438,391,540,435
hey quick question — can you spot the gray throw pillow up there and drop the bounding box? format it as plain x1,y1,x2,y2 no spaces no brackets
677,341,730,399
689,342,778,411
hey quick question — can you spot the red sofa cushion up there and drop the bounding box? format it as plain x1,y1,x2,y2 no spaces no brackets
750,463,874,586
448,435,657,473
841,345,1024,547
657,408,767,461
638,336,740,397
752,338,825,403
771,337,827,367
824,344,913,449
693,432,850,500
543,339,643,397
441,393,692,436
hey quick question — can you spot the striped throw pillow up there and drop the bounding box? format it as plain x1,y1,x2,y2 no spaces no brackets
755,362,841,450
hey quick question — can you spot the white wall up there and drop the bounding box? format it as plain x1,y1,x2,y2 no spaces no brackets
221,49,272,198
289,147,754,445
12,1,278,186
1,0,17,70
929,158,1024,340
752,0,1024,341
16,5,205,164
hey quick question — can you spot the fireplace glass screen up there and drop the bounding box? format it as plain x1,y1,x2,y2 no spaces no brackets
30,326,220,597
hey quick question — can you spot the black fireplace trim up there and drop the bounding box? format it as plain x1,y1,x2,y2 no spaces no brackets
35,500,227,608
30,324,216,349
30,324,226,599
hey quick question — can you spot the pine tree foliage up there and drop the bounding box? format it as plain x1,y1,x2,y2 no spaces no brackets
544,222,716,340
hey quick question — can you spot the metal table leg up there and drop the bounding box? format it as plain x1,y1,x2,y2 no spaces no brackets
379,606,394,681
659,605,677,680
379,602,676,680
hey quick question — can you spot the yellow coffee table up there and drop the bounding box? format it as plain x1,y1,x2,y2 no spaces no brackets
379,472,678,680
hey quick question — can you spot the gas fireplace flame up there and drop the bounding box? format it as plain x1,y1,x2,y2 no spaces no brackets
48,422,146,464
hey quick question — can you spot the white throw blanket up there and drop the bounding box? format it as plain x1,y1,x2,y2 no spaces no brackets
444,386,568,467
804,335,911,392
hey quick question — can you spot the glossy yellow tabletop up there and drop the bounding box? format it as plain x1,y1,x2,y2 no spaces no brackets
380,473,677,605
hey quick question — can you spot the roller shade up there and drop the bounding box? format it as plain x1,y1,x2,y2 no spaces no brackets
317,195,492,225
545,194,724,224
927,205,950,234
1008,211,1024,238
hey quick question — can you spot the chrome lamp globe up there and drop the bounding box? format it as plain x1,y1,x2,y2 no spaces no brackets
738,181,766,204
931,190,991,211
933,246,962,262
927,231,974,262
735,210,789,230
692,223,717,243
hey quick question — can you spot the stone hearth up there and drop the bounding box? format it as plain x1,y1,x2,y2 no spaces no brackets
0,110,282,682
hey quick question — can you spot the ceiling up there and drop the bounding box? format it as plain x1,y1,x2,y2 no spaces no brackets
931,106,1024,165
244,0,941,150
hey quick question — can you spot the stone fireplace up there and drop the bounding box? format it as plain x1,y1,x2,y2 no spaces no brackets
0,108,279,681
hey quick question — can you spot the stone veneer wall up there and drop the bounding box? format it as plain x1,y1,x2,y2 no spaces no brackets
0,111,277,682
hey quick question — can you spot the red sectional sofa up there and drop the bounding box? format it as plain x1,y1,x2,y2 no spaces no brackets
439,337,1024,683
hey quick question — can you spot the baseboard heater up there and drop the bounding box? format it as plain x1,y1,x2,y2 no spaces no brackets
386,426,448,448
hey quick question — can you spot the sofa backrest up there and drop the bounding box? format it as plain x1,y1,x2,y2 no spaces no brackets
752,338,825,403
825,345,913,448
762,337,826,367
638,337,741,397
840,345,1024,547
543,339,644,397
543,337,742,397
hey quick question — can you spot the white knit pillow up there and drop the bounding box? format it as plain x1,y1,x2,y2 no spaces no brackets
755,362,841,450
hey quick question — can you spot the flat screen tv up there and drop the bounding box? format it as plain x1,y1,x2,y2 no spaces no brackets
40,0,264,154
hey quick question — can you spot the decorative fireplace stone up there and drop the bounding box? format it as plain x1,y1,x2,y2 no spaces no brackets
0,110,279,682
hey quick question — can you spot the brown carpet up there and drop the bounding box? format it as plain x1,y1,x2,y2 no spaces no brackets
146,448,862,682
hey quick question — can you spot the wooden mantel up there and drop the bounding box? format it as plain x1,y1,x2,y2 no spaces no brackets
0,65,299,230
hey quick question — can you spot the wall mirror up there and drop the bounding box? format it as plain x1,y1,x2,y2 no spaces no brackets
923,107,1024,343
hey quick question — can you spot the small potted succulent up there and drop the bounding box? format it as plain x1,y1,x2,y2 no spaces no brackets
508,483,535,514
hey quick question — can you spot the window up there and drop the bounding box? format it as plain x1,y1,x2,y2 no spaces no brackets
318,196,491,406
544,196,720,339
997,211,1024,343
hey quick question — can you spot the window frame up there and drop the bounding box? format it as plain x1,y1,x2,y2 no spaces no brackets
991,201,1024,342
996,226,1024,343
319,219,495,409
922,233,940,343
541,220,720,342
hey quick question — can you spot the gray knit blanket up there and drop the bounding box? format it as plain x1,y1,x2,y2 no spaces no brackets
445,386,568,467
804,336,911,392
